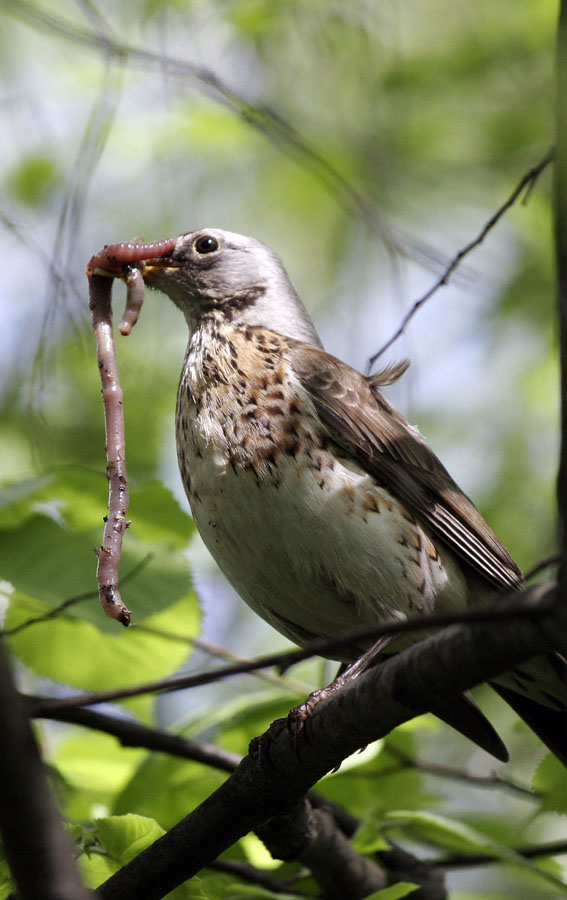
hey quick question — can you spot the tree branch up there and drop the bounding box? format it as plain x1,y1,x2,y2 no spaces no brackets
257,800,388,900
0,645,92,900
383,745,539,800
555,3,567,591
28,697,240,772
95,583,559,900
29,587,557,715
426,839,567,870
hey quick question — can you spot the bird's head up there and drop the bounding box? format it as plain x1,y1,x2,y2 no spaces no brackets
144,228,322,347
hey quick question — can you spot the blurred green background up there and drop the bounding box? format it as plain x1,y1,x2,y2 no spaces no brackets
0,2,564,898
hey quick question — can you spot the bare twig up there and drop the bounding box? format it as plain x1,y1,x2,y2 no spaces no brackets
29,696,240,772
524,553,561,581
27,693,360,840
0,645,91,900
33,585,555,714
426,839,567,870
369,149,554,367
384,745,539,800
135,623,312,694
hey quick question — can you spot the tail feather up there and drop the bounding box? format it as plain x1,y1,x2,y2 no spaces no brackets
433,694,509,762
490,652,566,766
491,683,567,766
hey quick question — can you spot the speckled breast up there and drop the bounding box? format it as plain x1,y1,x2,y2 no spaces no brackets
174,318,469,660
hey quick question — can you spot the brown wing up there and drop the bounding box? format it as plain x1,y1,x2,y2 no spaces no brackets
288,343,523,591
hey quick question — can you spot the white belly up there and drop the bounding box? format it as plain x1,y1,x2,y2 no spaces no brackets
187,444,469,661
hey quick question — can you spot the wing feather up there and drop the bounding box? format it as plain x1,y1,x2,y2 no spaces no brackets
289,343,523,591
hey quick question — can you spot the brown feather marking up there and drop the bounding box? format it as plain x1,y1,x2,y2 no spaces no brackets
287,341,523,591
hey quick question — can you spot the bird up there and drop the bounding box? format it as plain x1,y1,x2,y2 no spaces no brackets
142,227,566,764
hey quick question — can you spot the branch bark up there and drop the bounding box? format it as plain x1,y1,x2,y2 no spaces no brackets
96,583,559,900
555,2,567,589
0,645,92,900
257,800,387,900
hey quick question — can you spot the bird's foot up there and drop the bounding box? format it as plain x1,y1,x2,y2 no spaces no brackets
286,683,340,738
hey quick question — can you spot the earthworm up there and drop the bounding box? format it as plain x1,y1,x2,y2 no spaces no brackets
86,236,176,625
86,238,177,278
119,267,145,336
88,273,132,626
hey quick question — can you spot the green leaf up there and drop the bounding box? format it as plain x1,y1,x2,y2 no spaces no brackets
54,731,147,820
95,813,164,863
193,872,308,899
532,753,567,814
364,885,420,900
383,811,567,893
0,471,195,631
6,592,199,720
113,752,226,829
80,814,195,898
351,813,390,854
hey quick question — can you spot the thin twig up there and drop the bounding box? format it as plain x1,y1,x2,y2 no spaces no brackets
426,839,567,870
384,745,539,800
31,585,555,714
369,149,554,366
135,624,312,694
524,553,561,581
29,697,240,772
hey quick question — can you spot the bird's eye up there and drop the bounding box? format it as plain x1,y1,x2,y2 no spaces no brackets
194,235,220,255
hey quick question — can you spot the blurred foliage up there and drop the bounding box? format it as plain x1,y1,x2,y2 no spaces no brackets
0,0,565,898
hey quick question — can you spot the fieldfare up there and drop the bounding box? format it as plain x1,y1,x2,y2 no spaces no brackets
142,228,566,764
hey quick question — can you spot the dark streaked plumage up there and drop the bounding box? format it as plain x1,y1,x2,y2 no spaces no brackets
144,227,566,765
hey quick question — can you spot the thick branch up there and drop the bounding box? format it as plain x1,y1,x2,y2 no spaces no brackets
257,800,387,900
0,645,91,900
96,584,558,900
555,3,567,588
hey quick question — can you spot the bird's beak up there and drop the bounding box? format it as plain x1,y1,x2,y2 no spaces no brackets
91,256,180,282
142,257,181,281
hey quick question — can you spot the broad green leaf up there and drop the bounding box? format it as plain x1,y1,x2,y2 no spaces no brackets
81,815,194,898
113,752,226,829
54,730,147,820
0,471,195,631
6,592,199,720
317,758,435,823
95,813,164,862
532,753,567,815
383,811,567,893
